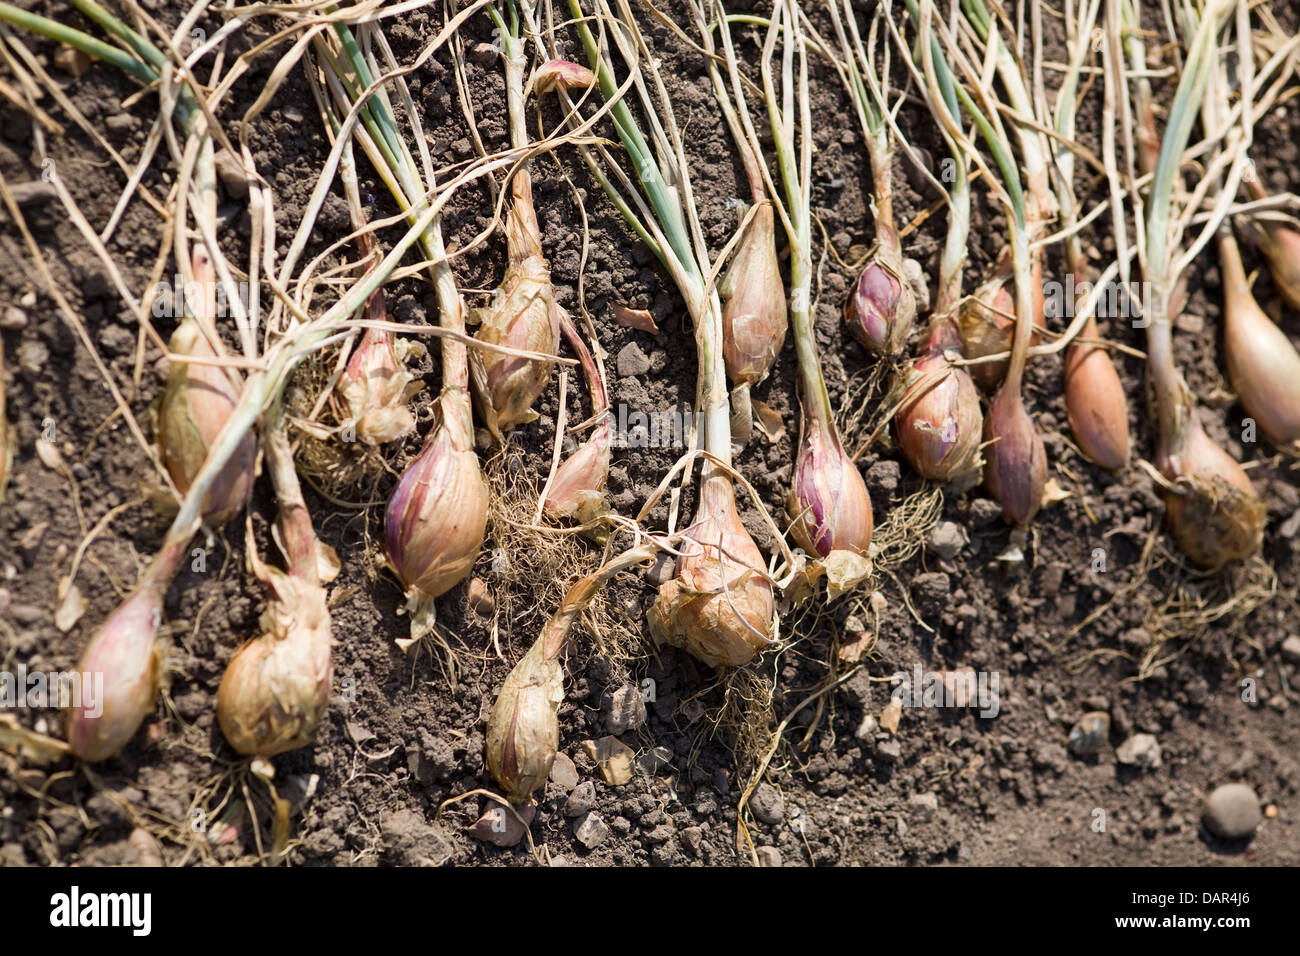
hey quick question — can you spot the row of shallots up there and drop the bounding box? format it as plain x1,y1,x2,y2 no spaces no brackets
1,0,1298,831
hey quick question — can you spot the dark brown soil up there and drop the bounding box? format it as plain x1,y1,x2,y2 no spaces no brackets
1,0,1298,867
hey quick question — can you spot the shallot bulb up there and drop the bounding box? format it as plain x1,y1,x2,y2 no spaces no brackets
66,578,165,762
338,287,417,445
485,635,562,804
1219,231,1300,451
650,476,774,668
788,418,873,558
846,258,915,356
218,570,331,757
721,202,787,391
385,395,489,618
157,318,255,526
1064,315,1130,471
896,323,984,484
982,387,1047,527
959,278,1045,391
473,174,558,435
1159,418,1265,570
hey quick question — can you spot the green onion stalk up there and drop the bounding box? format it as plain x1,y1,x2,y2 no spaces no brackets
919,0,1045,530
951,0,1051,386
312,18,492,646
557,0,775,668
712,0,873,588
1140,0,1263,568
697,0,787,447
1057,0,1130,471
888,0,984,487
833,1,919,357
471,0,560,439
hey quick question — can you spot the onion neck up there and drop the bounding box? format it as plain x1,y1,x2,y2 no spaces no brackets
1144,275,1196,467
866,128,901,264
265,408,318,586
1004,228,1035,395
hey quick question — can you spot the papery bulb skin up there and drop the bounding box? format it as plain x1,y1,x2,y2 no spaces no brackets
474,175,557,434
66,581,164,762
959,281,1045,390
721,203,787,388
896,350,984,483
788,421,873,558
385,397,489,605
982,387,1047,527
157,318,255,526
534,59,597,94
846,259,914,356
1220,235,1300,450
218,571,332,757
543,416,610,523
1064,318,1130,471
485,636,562,804
339,290,416,445
1160,423,1265,570
650,478,774,669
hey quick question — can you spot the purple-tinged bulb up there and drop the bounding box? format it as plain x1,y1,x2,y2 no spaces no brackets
896,352,984,484
845,260,914,356
788,421,874,558
982,387,1047,528
385,400,488,606
66,581,164,762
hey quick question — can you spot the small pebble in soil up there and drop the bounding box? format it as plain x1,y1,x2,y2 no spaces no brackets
968,498,1004,527
637,746,673,775
866,460,900,497
466,803,534,848
909,792,938,823
748,782,784,825
550,753,579,791
644,552,675,586
1202,784,1262,840
927,521,968,561
681,826,703,856
584,737,635,786
756,846,782,867
876,739,902,763
469,42,498,66
910,572,950,618
616,342,651,377
466,577,494,618
600,684,647,736
855,714,879,740
573,811,612,850
1116,734,1162,769
1281,636,1300,664
1068,712,1111,756
564,781,596,818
